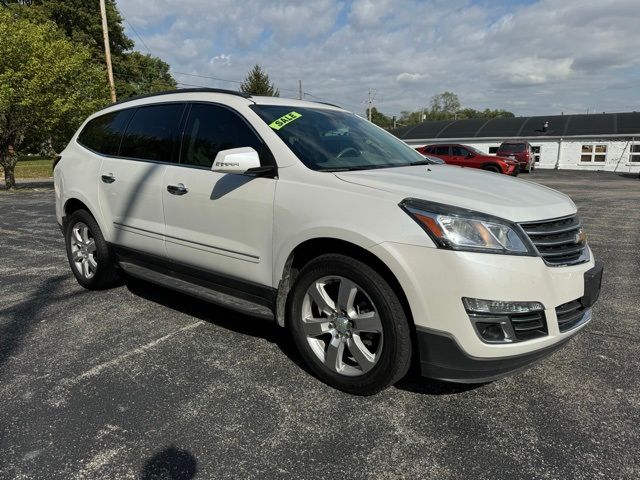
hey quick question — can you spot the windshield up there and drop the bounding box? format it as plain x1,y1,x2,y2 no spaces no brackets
252,105,427,171
498,143,525,153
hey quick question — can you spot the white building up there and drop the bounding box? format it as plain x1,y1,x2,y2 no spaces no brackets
392,112,640,173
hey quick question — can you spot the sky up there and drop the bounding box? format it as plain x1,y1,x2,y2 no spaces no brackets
117,0,640,117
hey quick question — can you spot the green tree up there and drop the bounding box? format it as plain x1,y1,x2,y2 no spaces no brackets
2,0,176,98
240,65,280,96
366,107,393,128
394,92,515,127
0,10,108,188
429,91,461,119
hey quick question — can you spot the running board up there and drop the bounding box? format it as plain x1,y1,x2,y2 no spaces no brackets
119,261,274,321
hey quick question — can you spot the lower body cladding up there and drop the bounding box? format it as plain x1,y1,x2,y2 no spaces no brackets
369,242,603,383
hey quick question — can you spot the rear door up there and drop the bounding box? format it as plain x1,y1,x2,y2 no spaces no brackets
98,103,186,256
162,103,276,288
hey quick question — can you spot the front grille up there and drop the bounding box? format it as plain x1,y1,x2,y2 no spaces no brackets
556,300,588,332
519,215,588,266
509,311,548,341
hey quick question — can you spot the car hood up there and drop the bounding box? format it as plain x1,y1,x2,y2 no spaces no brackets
334,165,576,222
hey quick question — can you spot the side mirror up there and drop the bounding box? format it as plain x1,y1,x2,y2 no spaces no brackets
211,147,261,174
466,153,475,158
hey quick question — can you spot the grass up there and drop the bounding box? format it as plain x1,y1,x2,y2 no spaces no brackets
2,156,53,179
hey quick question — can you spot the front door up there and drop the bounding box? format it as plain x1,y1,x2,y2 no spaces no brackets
162,103,276,288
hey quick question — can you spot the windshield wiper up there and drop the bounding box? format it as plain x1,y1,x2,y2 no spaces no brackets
317,165,392,172
409,160,434,166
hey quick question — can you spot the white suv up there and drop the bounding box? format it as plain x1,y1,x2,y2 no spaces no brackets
54,89,603,395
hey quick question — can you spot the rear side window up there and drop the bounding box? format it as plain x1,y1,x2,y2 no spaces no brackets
181,103,263,168
77,109,133,155
119,103,186,162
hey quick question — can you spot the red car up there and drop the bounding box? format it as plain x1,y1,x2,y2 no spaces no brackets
496,140,535,173
416,144,519,176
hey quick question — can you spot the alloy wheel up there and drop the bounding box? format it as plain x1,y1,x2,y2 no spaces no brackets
69,221,98,279
301,275,383,376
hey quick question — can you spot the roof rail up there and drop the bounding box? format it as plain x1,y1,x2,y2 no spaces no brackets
315,101,343,109
110,87,251,107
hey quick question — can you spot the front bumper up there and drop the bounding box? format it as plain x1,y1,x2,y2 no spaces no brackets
416,326,573,382
369,243,602,380
417,261,602,382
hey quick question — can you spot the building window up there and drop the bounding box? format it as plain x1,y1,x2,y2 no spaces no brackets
489,146,498,154
580,144,607,163
630,144,640,162
532,146,541,163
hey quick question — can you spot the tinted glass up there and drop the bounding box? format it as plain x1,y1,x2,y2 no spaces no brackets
119,103,185,162
181,104,263,168
434,146,449,155
253,105,425,171
77,109,133,155
498,143,525,153
452,146,469,156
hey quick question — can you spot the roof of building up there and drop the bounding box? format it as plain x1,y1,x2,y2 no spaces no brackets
391,111,640,141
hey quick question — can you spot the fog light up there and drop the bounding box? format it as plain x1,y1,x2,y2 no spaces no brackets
476,322,506,342
462,297,544,315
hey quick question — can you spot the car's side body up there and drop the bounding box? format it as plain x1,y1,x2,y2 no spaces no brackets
416,143,519,175
55,90,601,392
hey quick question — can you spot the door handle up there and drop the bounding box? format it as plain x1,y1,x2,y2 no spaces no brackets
167,183,188,196
101,173,116,184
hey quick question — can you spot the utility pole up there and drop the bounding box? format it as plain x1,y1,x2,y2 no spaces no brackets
100,0,117,103
368,88,372,122
299,80,303,100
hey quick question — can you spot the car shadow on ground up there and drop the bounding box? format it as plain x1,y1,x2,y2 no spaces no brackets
124,276,488,397
123,277,310,374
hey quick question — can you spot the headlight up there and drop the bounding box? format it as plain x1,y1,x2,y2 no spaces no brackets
400,199,536,255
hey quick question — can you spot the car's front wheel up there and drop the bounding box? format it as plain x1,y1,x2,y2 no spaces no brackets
288,254,412,395
483,164,501,173
65,209,119,290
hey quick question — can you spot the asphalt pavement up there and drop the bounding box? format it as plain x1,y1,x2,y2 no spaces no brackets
0,170,638,479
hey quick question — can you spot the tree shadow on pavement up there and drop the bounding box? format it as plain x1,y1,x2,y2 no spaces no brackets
0,273,71,371
140,445,197,480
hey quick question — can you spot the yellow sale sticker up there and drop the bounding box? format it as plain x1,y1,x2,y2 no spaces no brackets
269,111,302,130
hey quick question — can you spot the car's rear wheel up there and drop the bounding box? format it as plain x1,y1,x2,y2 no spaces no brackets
288,254,412,395
483,165,501,173
65,209,119,290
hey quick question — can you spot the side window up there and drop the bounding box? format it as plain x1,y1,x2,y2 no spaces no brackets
181,104,263,168
119,103,185,162
77,109,133,155
434,146,449,155
452,146,469,156
425,147,434,154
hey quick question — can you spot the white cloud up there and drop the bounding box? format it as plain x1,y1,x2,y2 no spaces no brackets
117,0,640,116
396,72,429,84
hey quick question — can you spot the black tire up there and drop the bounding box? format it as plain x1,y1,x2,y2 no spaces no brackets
288,254,412,395
65,209,119,290
483,165,501,173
